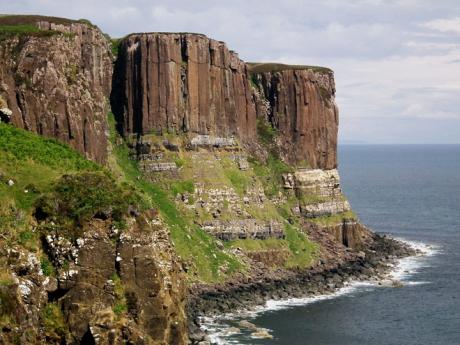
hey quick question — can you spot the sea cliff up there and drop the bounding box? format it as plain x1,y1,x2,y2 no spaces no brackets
0,15,413,345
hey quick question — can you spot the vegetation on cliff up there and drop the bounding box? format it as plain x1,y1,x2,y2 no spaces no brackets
0,15,367,344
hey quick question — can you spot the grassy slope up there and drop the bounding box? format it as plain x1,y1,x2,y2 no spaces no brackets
107,114,243,282
0,113,321,283
0,123,98,239
0,15,97,39
115,117,319,270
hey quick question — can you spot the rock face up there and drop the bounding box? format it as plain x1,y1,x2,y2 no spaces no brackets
112,35,338,170
111,33,257,140
0,17,112,163
285,169,351,218
201,219,284,241
251,66,338,169
2,215,188,344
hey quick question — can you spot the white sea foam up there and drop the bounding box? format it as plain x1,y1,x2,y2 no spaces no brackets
201,238,441,344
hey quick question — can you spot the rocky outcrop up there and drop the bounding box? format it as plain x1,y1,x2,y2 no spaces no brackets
284,169,351,217
58,216,187,344
2,215,188,344
111,33,257,140
201,219,284,241
250,65,338,169
304,219,371,250
0,16,112,163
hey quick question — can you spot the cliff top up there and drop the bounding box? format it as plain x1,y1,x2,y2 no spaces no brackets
0,14,97,38
0,14,94,26
125,32,209,38
247,62,332,74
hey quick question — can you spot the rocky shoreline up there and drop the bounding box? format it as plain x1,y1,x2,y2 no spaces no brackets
186,234,419,344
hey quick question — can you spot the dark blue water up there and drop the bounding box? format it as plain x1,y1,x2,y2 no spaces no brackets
226,145,460,345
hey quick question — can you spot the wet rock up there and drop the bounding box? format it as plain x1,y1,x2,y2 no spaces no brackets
238,320,258,331
251,328,273,339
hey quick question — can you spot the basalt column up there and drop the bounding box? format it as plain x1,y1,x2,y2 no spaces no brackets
111,33,257,140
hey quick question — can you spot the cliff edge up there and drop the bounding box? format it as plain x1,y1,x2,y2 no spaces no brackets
0,16,410,345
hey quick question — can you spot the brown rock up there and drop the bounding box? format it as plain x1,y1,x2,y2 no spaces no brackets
251,67,338,169
111,33,257,140
0,16,112,163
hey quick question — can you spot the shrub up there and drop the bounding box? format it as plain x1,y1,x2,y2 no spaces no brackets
35,172,143,228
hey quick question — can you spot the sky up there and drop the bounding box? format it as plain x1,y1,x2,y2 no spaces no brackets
2,0,460,144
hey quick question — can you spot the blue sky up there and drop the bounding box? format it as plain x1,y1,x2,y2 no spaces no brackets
2,0,460,144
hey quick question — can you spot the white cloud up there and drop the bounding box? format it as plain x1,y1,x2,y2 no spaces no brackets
421,17,460,35
0,0,459,143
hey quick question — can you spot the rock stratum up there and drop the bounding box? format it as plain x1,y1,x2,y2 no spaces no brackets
0,15,411,345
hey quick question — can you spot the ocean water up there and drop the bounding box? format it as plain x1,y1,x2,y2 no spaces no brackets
206,145,460,345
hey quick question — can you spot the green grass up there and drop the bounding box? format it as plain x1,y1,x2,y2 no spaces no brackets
283,223,317,268
111,273,127,316
225,223,317,269
41,303,67,339
170,180,195,197
225,238,287,252
0,123,100,247
36,172,143,229
247,62,332,74
40,256,55,277
0,15,77,27
248,153,292,198
256,118,277,145
298,193,329,205
223,166,251,196
110,38,122,57
310,210,357,226
0,123,97,171
0,24,39,34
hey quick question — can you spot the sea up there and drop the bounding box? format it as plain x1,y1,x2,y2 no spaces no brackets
203,144,460,345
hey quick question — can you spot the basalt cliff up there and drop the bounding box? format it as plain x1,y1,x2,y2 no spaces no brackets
0,16,411,345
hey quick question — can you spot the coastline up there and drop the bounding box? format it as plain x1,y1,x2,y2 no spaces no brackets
187,235,433,344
